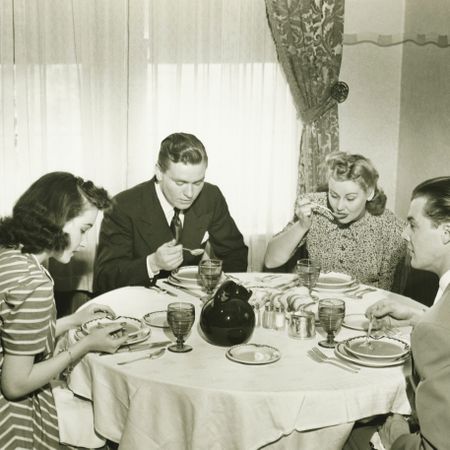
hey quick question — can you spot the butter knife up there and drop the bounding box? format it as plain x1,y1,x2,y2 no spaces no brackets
117,347,166,365
100,340,171,356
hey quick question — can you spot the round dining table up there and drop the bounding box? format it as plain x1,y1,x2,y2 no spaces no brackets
67,273,423,450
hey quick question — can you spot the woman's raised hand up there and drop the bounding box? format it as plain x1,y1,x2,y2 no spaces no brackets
294,198,314,229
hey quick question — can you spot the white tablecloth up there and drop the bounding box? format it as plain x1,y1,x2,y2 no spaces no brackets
68,276,421,450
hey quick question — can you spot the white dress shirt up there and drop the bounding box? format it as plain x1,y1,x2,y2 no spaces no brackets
433,269,450,305
146,182,185,279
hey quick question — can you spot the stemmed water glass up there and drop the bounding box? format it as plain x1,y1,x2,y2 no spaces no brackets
167,302,195,353
318,298,345,348
198,259,223,299
296,258,321,301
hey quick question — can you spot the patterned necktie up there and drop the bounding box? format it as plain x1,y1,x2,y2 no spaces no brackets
170,208,182,244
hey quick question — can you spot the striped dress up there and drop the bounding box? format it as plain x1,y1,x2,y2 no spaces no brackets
0,248,60,449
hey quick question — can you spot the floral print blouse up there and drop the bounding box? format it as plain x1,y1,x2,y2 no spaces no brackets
290,192,407,291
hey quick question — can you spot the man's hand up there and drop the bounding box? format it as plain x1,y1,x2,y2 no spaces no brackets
378,414,410,449
150,239,183,272
365,299,423,327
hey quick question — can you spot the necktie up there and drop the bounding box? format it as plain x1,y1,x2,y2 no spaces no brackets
170,208,182,244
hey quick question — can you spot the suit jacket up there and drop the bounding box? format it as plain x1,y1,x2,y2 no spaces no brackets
93,177,248,294
392,285,450,450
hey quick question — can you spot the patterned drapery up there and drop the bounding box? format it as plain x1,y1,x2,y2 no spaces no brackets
265,0,345,195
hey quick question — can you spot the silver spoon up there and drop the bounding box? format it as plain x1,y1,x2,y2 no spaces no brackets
117,347,166,365
362,315,374,348
183,247,204,256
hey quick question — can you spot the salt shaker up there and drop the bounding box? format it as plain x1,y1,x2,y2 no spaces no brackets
273,305,286,331
262,303,273,329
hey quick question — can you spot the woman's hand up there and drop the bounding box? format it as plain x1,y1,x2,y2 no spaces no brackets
70,303,116,328
294,198,314,230
378,414,410,449
81,323,129,354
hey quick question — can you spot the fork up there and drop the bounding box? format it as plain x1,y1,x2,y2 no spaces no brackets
304,201,331,213
117,347,166,365
308,347,360,373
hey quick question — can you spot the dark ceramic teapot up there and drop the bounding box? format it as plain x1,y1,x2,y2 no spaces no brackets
200,280,254,347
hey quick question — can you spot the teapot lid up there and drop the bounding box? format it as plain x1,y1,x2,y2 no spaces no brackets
214,280,252,303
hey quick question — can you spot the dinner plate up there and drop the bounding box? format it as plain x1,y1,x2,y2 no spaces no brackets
344,336,410,361
334,342,409,368
342,314,380,331
166,276,205,294
170,266,201,286
226,343,281,365
316,272,355,288
81,316,151,345
314,282,359,293
142,310,170,329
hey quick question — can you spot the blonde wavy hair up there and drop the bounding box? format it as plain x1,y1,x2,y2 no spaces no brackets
324,152,386,215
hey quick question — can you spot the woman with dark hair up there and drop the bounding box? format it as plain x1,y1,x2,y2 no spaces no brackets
0,172,128,449
264,152,406,290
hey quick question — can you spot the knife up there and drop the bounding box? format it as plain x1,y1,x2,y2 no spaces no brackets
99,340,171,356
162,280,204,298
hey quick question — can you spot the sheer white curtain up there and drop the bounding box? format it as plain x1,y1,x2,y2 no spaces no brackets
0,0,300,290
127,0,301,270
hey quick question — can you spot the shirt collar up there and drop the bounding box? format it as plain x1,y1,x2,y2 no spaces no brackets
155,182,184,225
433,269,450,305
439,269,450,294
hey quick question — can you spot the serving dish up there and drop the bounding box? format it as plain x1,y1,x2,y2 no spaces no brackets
81,316,151,345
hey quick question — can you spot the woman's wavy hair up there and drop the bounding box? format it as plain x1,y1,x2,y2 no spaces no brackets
157,132,208,172
0,172,111,254
324,152,387,216
412,176,450,227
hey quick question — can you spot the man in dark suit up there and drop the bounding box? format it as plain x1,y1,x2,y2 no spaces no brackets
365,176,450,449
93,132,248,294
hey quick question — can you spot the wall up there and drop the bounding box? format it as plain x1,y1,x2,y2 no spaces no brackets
396,0,450,217
340,0,450,217
339,0,405,212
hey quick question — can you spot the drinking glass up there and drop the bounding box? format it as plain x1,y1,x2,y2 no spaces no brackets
296,259,321,301
167,302,195,353
318,298,345,348
198,259,223,297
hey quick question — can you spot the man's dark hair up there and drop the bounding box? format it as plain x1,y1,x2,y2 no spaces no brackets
412,176,450,226
157,132,208,172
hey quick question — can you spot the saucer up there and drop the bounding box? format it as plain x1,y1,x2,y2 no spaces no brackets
226,343,281,365
143,311,170,329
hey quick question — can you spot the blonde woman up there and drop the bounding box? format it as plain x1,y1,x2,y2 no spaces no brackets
264,152,406,290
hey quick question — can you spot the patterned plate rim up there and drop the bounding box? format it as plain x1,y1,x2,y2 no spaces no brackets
142,310,170,329
343,335,410,360
334,342,409,368
226,343,281,365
